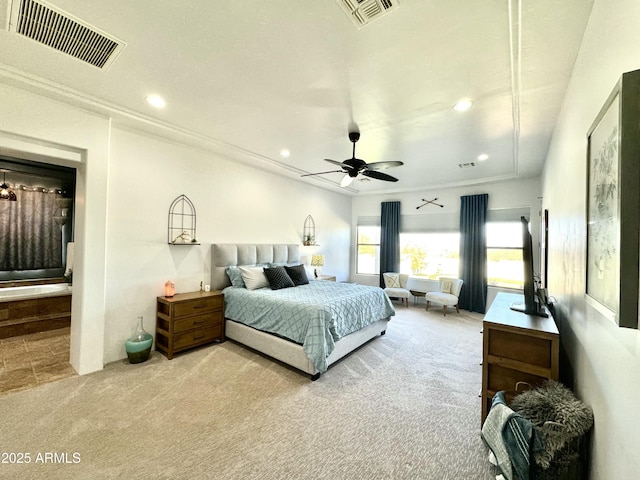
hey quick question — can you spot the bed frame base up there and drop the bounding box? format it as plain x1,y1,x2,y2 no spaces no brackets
225,318,390,380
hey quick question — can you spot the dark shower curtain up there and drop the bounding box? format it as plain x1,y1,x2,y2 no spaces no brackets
0,188,62,270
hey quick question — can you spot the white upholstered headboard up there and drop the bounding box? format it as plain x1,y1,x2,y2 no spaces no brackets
211,243,300,291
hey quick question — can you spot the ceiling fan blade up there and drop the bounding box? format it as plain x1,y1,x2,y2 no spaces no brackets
365,160,404,171
301,170,344,177
340,174,355,187
362,170,399,182
324,158,352,170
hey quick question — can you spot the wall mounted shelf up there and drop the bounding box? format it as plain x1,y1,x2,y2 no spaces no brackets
168,194,199,245
303,215,318,246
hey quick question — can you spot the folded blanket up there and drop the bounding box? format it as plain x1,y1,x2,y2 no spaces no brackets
481,391,545,480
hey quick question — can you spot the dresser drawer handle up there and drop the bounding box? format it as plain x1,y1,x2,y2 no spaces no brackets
193,320,206,324
193,304,208,309
193,334,205,340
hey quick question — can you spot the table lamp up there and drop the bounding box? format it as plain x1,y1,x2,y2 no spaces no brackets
311,255,325,278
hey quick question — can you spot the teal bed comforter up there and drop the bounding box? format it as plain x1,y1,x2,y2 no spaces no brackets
223,280,395,373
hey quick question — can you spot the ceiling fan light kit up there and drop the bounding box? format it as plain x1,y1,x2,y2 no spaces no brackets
302,131,403,187
340,175,355,187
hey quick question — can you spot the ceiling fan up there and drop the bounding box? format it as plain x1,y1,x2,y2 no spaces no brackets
301,131,403,187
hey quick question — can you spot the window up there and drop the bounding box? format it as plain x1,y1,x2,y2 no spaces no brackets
486,222,523,289
399,233,460,278
356,226,380,274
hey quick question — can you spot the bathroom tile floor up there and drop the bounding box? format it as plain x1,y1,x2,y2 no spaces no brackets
0,327,76,396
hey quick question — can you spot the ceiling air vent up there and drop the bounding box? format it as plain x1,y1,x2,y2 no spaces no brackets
8,0,126,70
458,162,476,169
336,0,400,29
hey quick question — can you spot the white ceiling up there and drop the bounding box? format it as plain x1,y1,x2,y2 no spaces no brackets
0,0,594,195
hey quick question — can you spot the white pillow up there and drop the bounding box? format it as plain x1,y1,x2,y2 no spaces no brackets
239,266,269,290
384,273,401,288
440,279,453,294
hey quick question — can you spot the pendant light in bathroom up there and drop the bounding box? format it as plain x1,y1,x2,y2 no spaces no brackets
0,171,17,201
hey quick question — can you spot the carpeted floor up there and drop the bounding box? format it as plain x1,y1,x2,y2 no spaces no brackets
0,304,497,480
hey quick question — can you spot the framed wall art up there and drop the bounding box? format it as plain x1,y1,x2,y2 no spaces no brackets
585,69,640,329
541,208,549,289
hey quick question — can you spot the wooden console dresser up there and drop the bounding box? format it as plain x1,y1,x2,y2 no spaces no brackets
481,292,559,422
156,290,224,359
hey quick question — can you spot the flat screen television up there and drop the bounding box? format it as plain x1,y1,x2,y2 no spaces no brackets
510,216,548,317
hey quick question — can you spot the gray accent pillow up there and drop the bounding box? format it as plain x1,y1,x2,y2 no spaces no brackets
263,266,295,290
226,266,246,288
284,264,309,286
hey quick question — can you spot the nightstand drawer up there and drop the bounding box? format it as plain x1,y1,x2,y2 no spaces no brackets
174,324,223,350
173,311,222,333
173,296,223,317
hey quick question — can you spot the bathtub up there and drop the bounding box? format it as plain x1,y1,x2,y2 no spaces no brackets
0,283,72,338
0,283,72,302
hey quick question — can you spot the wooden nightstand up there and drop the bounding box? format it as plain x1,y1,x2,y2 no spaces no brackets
316,275,336,281
155,291,224,359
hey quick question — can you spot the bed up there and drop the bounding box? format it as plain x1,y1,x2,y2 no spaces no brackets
211,243,395,379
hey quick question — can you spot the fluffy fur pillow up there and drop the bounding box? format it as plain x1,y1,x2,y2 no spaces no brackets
510,380,594,469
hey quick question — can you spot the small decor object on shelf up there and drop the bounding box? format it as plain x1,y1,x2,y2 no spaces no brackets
173,231,191,243
125,316,153,364
164,280,175,297
311,254,325,278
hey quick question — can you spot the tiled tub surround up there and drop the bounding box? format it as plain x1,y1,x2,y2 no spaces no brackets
0,284,72,339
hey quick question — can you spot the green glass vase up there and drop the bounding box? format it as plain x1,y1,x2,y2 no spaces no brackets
125,316,153,364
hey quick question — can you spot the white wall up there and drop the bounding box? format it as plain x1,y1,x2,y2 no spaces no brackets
541,0,640,477
0,83,352,370
103,126,351,363
350,177,542,304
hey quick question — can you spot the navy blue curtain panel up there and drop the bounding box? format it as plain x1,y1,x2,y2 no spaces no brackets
459,194,488,313
379,201,401,287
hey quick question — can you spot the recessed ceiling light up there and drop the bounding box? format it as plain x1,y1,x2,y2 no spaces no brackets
145,95,166,109
478,154,489,161
453,99,473,112
280,149,291,158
